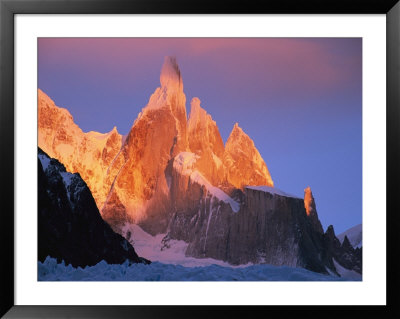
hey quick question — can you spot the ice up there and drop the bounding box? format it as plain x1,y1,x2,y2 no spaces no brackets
38,256,352,281
38,223,360,281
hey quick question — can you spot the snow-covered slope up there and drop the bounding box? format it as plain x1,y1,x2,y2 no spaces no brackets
332,259,362,281
337,224,362,248
120,223,244,268
246,185,299,198
173,151,240,212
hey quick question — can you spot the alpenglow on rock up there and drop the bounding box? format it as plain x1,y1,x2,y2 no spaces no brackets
101,56,189,234
38,89,123,209
38,56,273,235
224,123,274,189
37,56,361,276
187,97,226,186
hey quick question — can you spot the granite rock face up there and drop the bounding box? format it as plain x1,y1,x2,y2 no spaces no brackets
223,123,274,189
100,56,189,234
38,148,147,267
165,183,348,274
187,97,226,187
323,225,362,273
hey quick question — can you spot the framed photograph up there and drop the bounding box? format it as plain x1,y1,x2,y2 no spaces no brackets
1,0,399,317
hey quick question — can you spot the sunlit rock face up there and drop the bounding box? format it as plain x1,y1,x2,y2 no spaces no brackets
38,89,123,209
304,187,324,234
223,123,274,189
101,56,189,234
187,98,226,186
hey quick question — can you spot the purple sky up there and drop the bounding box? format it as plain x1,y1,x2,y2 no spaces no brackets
38,38,362,234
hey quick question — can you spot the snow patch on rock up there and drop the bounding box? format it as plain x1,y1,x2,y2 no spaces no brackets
173,152,199,175
191,171,240,213
246,185,300,199
173,151,240,212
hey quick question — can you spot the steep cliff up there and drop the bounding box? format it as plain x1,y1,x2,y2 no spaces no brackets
38,148,147,267
165,183,339,274
101,56,189,234
38,89,123,209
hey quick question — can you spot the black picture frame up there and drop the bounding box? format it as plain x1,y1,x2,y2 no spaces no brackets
1,0,399,318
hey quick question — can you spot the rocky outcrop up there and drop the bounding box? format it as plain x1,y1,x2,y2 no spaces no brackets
38,57,273,237
304,187,324,234
187,98,226,186
337,224,362,248
223,123,274,189
323,225,362,273
38,148,147,267
165,183,332,273
38,89,123,209
165,183,362,275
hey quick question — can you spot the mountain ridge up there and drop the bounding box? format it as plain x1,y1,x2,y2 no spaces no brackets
38,56,361,275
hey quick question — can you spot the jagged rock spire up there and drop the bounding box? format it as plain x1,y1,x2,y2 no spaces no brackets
223,122,273,189
304,186,324,234
160,56,183,91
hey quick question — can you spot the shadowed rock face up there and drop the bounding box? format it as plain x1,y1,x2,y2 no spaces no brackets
38,148,147,267
323,226,362,273
165,170,361,275
166,182,334,273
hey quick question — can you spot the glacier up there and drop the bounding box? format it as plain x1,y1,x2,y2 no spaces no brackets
38,223,361,281
38,256,359,281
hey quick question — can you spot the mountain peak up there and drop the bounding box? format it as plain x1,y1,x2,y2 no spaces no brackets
188,98,212,130
160,56,183,90
187,97,225,185
226,123,252,149
224,123,274,189
229,123,247,141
